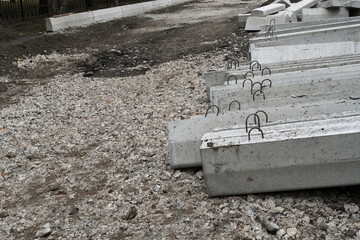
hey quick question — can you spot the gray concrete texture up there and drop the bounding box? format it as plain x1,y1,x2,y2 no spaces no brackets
200,114,360,196
251,3,286,17
204,54,360,99
209,64,360,111
301,7,349,22
168,99,360,169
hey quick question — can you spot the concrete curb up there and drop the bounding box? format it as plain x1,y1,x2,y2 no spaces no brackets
46,0,192,32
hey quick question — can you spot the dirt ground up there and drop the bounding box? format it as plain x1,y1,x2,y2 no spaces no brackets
0,0,258,111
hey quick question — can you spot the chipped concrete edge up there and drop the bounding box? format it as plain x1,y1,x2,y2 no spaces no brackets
45,0,193,32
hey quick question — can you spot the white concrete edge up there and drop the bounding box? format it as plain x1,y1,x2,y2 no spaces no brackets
46,0,192,32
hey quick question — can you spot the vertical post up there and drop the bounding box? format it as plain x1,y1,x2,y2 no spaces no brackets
19,0,25,21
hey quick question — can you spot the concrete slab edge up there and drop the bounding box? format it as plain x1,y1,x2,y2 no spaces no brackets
46,0,193,32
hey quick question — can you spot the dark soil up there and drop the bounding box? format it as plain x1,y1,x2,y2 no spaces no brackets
0,1,254,110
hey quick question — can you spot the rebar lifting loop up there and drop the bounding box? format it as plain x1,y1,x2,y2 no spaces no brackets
270,19,276,26
229,100,241,111
228,60,240,69
205,105,220,117
245,114,261,133
253,90,266,101
255,110,269,123
242,78,253,89
261,78,272,89
244,71,254,79
251,82,262,94
261,67,271,76
251,62,262,71
249,60,260,70
248,127,264,141
227,75,238,85
265,25,275,32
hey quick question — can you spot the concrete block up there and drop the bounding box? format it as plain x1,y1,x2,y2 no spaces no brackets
302,7,349,22
345,0,360,8
251,41,360,64
159,0,172,7
317,0,345,8
245,12,297,31
93,7,123,22
251,3,286,17
200,115,360,196
46,12,94,32
238,13,251,28
286,0,322,13
143,1,161,11
168,97,360,169
121,3,144,17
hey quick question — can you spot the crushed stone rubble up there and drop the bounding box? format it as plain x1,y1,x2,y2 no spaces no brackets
1,48,360,239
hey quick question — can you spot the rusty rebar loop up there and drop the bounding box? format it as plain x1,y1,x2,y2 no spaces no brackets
242,78,253,89
227,75,238,85
261,67,272,76
249,60,260,70
205,105,220,117
251,62,262,71
261,79,272,90
228,60,240,69
248,127,264,140
253,90,266,101
251,82,262,94
244,71,254,79
265,25,275,32
270,19,276,26
245,114,261,133
229,100,241,111
255,110,269,123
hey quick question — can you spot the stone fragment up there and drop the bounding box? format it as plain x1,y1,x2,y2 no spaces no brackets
287,227,297,237
35,223,52,238
344,203,359,214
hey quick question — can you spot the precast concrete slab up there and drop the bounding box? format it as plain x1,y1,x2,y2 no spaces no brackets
258,15,360,32
46,12,95,32
245,12,296,31
302,7,349,22
168,100,360,168
251,3,286,17
200,115,360,196
211,76,359,112
251,41,360,64
238,14,251,27
257,16,360,37
250,22,360,47
345,0,360,8
317,0,345,8
205,57,360,99
46,0,191,31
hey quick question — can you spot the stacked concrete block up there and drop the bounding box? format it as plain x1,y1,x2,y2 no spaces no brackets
201,115,360,196
167,0,360,196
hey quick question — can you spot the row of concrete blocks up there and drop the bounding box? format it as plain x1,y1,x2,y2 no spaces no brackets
240,0,360,31
45,0,192,32
169,62,360,169
249,18,360,63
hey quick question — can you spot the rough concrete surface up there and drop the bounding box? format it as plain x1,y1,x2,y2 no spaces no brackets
1,0,360,239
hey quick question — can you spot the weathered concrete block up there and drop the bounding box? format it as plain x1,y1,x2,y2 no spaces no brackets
238,13,251,27
93,7,123,22
345,0,360,8
245,12,296,31
46,12,94,32
201,115,360,196
251,3,286,17
317,0,345,8
302,7,349,22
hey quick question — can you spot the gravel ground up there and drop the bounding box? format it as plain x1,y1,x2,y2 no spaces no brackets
1,0,360,239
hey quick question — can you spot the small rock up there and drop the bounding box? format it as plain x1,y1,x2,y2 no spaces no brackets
344,203,359,214
36,223,52,238
5,152,16,159
122,206,137,220
287,227,297,237
276,229,286,239
0,212,9,218
262,220,280,234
